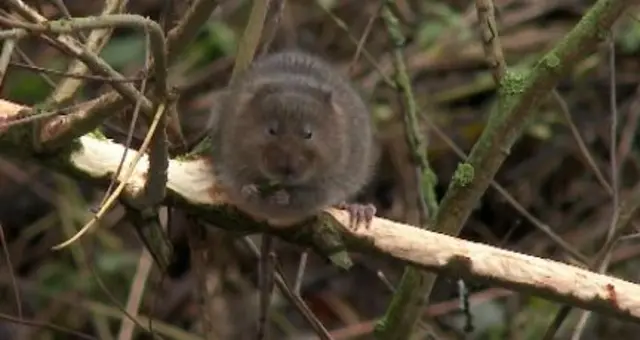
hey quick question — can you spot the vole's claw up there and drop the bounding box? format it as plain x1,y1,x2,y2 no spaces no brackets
337,202,376,230
241,184,260,199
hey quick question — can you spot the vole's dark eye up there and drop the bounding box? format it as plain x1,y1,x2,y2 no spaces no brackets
266,122,279,136
302,127,313,139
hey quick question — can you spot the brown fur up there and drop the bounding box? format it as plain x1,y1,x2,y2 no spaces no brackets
210,51,376,225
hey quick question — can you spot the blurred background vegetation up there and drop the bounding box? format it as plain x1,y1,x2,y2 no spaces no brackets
1,0,640,339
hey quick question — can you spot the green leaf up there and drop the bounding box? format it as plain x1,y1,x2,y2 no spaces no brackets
6,70,53,104
100,34,147,69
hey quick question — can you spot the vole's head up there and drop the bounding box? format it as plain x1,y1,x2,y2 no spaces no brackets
236,85,342,185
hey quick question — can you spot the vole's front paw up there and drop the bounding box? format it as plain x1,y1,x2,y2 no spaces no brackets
269,189,290,206
240,184,260,199
336,202,376,230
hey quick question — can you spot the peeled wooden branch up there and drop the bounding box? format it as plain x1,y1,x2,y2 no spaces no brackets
1,98,639,322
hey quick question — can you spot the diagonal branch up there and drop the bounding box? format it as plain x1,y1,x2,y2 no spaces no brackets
434,0,629,240
165,0,220,65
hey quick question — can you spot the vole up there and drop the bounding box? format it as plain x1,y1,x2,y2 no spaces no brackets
209,51,376,228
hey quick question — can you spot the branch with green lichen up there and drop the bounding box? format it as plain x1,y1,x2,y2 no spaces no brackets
375,1,440,339
377,0,629,338
428,0,628,334
2,98,640,325
434,0,629,239
380,0,438,218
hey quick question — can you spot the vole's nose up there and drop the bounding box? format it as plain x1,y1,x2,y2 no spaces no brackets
279,165,294,177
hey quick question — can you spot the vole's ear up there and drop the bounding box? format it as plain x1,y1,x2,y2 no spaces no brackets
247,83,281,107
318,87,333,104
308,86,334,110
253,83,281,99
237,83,280,109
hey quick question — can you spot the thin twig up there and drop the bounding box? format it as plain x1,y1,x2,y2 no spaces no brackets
0,38,16,89
319,2,395,88
13,46,56,88
258,0,286,56
243,238,334,340
187,223,225,340
45,0,129,106
0,312,98,340
475,0,507,83
229,0,269,82
0,101,86,130
0,14,168,99
165,0,220,64
348,3,381,74
553,89,613,194
0,13,159,138
142,25,170,207
7,0,219,147
51,101,168,249
257,236,275,340
293,250,309,295
116,249,154,340
49,0,88,42
569,31,621,340
0,223,21,319
617,84,640,164
98,32,150,209
89,266,157,338
54,177,131,340
8,61,145,82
